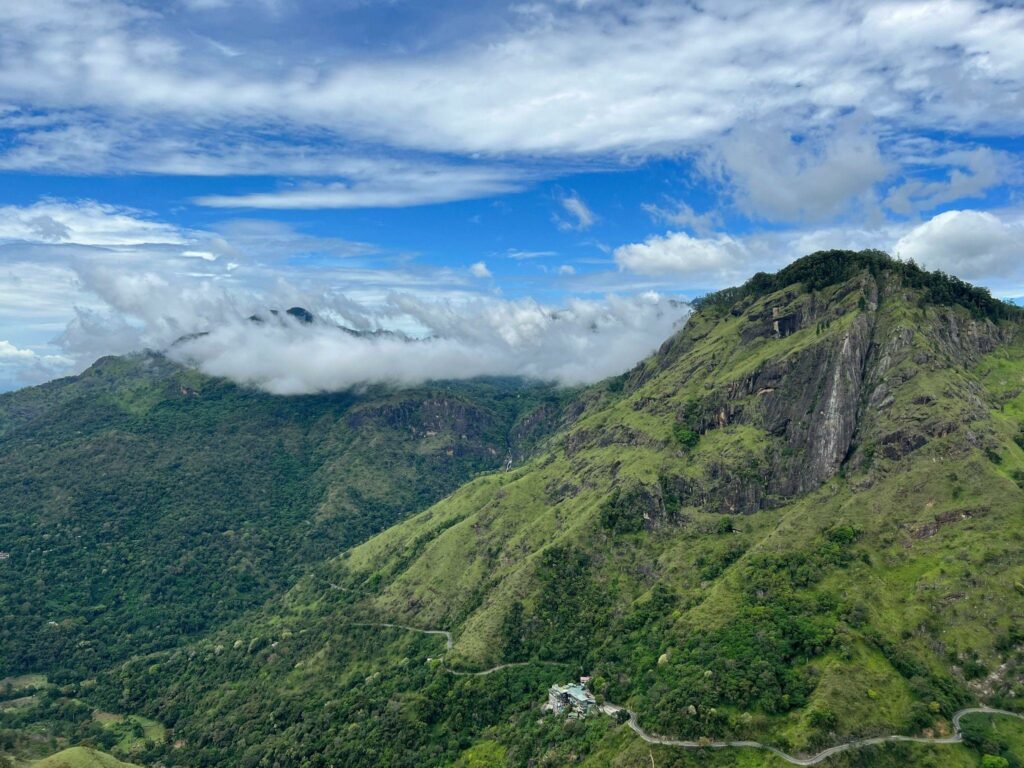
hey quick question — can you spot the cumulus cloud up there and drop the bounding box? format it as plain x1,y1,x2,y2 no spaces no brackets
555,192,597,231
469,261,492,278
0,340,39,361
894,210,1024,286
170,293,688,395
0,338,73,389
612,208,1024,297
613,231,750,284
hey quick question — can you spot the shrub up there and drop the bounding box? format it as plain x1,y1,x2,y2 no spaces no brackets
673,424,700,451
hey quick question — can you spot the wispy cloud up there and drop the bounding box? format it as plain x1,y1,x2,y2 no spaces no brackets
642,199,721,236
505,249,558,260
555,191,597,231
0,199,184,246
195,162,527,209
0,1,1020,222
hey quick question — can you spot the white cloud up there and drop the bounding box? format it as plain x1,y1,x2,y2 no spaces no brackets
170,293,689,394
883,147,1006,215
195,163,526,209
642,199,721,236
0,1,1019,224
0,195,695,393
613,208,1024,298
0,338,73,389
0,199,184,246
894,209,1024,286
3,0,1021,162
614,231,750,283
710,116,892,222
555,191,597,231
506,249,557,260
0,340,38,360
557,264,576,275
469,261,492,278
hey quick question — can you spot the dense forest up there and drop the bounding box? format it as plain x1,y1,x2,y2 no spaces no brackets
694,250,1021,322
0,353,571,681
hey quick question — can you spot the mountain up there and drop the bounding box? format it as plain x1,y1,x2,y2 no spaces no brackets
4,250,1024,768
64,250,1024,768
0,352,572,682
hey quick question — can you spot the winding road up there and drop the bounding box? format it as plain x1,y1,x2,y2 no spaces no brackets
598,703,1023,765
355,621,1024,764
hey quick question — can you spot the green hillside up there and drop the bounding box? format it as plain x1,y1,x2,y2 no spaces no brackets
31,747,140,768
0,352,570,681
81,251,1024,768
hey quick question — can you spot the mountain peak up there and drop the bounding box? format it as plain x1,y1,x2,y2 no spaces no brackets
696,249,1020,323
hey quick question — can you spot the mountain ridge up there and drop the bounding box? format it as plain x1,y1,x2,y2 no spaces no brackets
75,250,1024,767
4,250,1023,767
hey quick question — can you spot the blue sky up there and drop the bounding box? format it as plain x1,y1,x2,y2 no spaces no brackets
0,0,1022,392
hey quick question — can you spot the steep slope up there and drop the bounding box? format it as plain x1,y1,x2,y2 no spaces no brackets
0,353,570,681
92,251,1024,767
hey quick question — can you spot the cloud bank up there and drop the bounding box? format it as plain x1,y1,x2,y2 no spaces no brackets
1,196,1021,394
170,293,687,395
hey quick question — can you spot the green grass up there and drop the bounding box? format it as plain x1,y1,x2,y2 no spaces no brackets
31,747,139,768
960,712,1024,764
0,675,47,693
93,712,165,753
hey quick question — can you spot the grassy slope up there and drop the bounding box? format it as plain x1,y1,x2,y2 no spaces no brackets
0,352,569,680
30,747,140,768
92,256,1024,766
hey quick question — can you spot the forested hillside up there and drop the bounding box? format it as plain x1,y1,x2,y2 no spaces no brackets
81,251,1024,768
0,353,571,681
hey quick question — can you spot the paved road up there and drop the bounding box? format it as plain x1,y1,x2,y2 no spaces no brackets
600,703,1023,766
355,622,1024,764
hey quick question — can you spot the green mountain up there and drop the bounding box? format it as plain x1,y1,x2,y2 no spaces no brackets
5,251,1024,768
72,251,1024,768
0,352,570,681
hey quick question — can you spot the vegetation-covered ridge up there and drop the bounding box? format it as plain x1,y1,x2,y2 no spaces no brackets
0,352,574,682
78,251,1024,768
694,249,1021,322
6,250,1024,768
